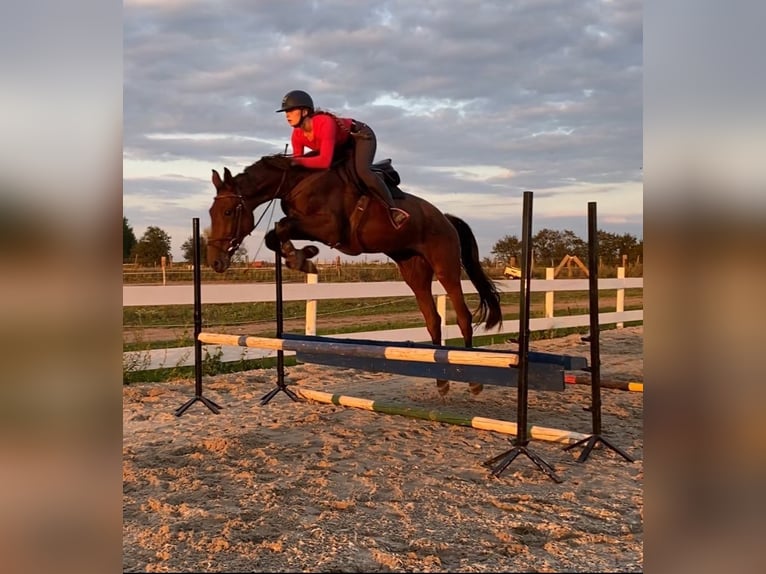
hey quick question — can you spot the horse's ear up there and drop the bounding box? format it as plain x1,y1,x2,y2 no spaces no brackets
224,167,233,183
212,169,222,190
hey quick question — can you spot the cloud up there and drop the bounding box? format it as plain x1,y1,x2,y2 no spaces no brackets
124,0,642,260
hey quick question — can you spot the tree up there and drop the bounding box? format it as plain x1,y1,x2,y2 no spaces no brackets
181,234,208,265
491,235,522,265
131,226,172,266
123,217,137,262
532,228,587,266
597,231,641,265
616,233,642,264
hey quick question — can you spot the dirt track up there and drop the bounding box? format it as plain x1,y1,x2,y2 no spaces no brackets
123,326,643,572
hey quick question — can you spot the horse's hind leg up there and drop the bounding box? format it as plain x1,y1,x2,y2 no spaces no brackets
397,256,453,396
432,261,484,395
442,281,483,395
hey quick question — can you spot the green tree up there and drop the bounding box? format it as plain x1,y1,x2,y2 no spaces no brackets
597,231,641,265
181,234,208,265
532,228,587,266
633,238,644,264
617,233,642,264
596,231,620,265
131,226,172,266
123,217,137,261
491,235,522,265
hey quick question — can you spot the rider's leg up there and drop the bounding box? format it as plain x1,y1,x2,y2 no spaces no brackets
352,123,410,229
363,171,410,229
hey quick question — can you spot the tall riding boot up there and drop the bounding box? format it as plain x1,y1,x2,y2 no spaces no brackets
369,176,410,229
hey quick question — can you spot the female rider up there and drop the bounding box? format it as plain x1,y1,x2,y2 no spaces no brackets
276,90,409,229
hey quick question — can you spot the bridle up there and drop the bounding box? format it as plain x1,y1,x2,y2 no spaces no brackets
208,168,289,257
208,191,249,256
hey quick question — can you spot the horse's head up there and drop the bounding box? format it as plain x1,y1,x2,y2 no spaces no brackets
207,167,256,273
207,155,295,272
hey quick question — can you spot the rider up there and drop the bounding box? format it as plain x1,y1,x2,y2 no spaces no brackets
276,89,410,229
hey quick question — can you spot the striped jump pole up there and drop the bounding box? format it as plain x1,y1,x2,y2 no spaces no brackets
197,332,522,369
565,374,644,393
296,388,590,445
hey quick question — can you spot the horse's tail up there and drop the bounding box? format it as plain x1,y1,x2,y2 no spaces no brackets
445,214,503,330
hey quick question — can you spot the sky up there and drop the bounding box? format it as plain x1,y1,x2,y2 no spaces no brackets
123,0,642,264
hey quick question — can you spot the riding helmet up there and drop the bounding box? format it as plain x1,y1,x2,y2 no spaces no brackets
276,90,314,113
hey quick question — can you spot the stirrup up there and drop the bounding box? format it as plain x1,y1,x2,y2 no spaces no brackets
389,207,409,229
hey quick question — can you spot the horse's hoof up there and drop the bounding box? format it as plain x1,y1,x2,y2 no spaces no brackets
282,252,298,269
303,245,320,258
468,383,484,395
302,260,318,274
436,381,450,396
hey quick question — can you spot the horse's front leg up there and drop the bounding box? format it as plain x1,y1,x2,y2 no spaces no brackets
267,220,319,274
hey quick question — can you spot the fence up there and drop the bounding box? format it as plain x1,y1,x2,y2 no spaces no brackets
123,270,643,372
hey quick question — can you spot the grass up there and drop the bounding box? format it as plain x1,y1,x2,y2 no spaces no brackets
123,281,643,383
123,288,642,338
123,353,297,385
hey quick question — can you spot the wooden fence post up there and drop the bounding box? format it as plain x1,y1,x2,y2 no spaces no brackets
305,272,318,335
437,294,447,345
545,267,554,318
616,266,625,329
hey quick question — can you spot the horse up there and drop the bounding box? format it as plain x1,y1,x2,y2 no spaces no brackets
206,153,503,395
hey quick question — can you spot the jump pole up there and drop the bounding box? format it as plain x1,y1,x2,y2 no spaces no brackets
565,374,644,393
197,332,523,369
296,388,590,445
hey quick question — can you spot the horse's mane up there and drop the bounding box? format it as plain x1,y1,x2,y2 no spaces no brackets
241,154,293,182
256,153,292,171
253,151,334,175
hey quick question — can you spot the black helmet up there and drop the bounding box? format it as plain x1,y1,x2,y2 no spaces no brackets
276,90,314,113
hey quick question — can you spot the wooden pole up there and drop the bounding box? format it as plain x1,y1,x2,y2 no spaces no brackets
616,266,626,329
296,388,590,445
305,272,318,336
197,332,522,368
564,374,643,393
437,295,447,346
544,267,554,318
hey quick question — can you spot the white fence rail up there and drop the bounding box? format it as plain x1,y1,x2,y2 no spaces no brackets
123,271,643,372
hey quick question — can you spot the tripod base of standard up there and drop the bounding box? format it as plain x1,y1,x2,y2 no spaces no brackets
175,395,222,416
563,434,634,463
260,384,300,406
484,442,563,483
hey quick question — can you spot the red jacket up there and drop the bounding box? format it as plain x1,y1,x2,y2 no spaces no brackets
291,113,353,169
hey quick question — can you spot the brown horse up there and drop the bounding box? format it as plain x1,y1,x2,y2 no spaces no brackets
207,153,502,394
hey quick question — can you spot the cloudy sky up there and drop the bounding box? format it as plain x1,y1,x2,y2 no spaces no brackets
123,0,642,263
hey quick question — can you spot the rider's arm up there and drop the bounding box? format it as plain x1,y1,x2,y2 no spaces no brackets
291,117,336,169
